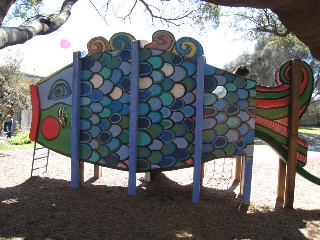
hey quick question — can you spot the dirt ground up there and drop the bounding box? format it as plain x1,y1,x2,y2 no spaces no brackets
0,136,319,240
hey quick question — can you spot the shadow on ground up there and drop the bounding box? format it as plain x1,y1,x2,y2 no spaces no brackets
0,174,319,240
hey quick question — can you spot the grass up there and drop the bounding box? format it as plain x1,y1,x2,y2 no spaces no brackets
298,127,320,135
0,142,33,150
0,131,34,150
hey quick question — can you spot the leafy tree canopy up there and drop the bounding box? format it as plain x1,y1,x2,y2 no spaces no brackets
224,35,320,100
0,54,32,132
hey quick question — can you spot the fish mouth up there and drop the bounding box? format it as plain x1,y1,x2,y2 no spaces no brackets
29,84,40,141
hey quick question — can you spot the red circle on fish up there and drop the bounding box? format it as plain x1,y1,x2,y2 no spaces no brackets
41,117,60,140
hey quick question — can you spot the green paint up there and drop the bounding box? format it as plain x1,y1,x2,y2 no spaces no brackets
80,107,93,118
159,92,174,106
119,130,129,144
100,67,112,79
148,56,163,69
204,93,217,105
137,131,152,146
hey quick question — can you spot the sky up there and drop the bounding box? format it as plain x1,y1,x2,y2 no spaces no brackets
0,0,255,77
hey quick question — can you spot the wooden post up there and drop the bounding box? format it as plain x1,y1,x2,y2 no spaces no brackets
285,59,301,208
144,172,152,182
94,165,102,179
239,157,245,197
200,163,205,185
277,158,286,201
80,161,84,185
235,156,242,182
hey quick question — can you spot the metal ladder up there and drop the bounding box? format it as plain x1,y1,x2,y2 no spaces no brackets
31,141,50,177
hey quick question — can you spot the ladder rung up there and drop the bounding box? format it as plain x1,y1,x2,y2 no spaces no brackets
35,146,46,149
31,141,50,177
32,166,48,171
33,156,49,161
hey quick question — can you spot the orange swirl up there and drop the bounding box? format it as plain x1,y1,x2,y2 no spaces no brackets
87,36,110,55
145,30,175,51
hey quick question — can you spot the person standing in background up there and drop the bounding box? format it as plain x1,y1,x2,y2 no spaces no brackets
3,114,13,138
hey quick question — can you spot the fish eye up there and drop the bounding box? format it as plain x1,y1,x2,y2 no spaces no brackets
48,79,71,100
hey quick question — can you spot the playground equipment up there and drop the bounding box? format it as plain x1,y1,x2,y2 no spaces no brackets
29,30,319,207
31,141,50,177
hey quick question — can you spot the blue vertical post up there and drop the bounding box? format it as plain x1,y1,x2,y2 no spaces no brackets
242,156,253,204
192,56,206,203
71,51,82,188
128,40,140,195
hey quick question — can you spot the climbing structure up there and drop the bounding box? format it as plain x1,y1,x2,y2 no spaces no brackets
29,30,318,206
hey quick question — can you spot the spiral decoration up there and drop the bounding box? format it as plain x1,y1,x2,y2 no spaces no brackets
85,31,205,61
275,60,292,85
145,30,175,51
109,32,135,50
87,36,110,55
173,37,204,61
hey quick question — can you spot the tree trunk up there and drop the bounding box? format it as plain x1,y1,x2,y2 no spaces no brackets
272,2,320,60
0,0,16,27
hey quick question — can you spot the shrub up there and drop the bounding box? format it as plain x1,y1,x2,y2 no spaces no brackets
7,131,32,145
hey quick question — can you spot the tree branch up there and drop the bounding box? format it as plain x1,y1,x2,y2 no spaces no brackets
256,25,290,37
88,0,109,26
121,0,138,21
137,0,194,26
0,0,78,49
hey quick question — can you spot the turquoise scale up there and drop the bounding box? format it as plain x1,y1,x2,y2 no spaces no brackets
78,43,256,171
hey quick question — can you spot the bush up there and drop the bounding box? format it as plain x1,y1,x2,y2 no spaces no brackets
7,131,32,145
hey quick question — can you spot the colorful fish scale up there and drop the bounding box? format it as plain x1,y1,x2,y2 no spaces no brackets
78,43,256,172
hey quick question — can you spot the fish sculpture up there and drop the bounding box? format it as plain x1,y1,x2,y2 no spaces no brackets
29,30,319,186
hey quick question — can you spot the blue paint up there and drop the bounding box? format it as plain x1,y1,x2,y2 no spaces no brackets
71,52,82,188
128,41,140,195
192,56,206,203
